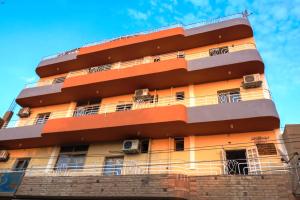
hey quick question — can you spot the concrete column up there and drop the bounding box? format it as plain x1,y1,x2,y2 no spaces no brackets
189,136,196,169
46,146,60,172
189,85,196,106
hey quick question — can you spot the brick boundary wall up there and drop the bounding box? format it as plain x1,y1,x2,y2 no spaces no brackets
15,174,296,200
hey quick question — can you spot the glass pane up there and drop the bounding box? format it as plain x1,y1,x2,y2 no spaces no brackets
103,157,124,176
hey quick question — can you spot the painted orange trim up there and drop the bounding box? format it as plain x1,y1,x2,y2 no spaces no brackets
42,105,187,135
78,27,185,55
63,58,187,89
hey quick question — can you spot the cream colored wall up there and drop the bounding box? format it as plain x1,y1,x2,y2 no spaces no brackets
36,37,255,83
0,147,54,170
17,103,73,126
0,129,282,176
17,75,269,126
185,37,255,60
37,73,68,86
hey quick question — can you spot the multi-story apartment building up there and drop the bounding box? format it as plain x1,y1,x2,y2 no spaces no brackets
0,12,296,199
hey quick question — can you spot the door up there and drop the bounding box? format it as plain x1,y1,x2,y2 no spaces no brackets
225,150,248,175
246,147,261,174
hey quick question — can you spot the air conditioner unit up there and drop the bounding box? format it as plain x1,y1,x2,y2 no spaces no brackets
134,89,149,97
242,74,262,89
0,150,9,162
133,89,150,102
18,107,31,118
122,140,140,154
177,52,185,58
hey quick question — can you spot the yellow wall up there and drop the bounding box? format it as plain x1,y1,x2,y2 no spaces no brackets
0,130,282,176
0,147,53,170
17,75,270,126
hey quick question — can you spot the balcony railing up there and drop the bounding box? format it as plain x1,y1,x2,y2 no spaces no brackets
41,12,247,61
0,157,287,178
26,43,256,89
3,89,270,129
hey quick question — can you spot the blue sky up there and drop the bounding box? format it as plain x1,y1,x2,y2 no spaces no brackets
0,0,299,128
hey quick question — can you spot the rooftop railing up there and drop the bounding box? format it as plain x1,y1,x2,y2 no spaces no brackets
40,12,248,61
2,88,270,129
27,43,256,89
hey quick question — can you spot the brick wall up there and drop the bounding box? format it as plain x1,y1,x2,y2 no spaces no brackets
16,174,189,199
189,174,296,200
16,174,296,200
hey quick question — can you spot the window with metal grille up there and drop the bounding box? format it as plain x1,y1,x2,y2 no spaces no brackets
176,92,185,101
140,139,150,153
55,145,89,170
217,89,241,104
256,143,277,155
34,112,51,125
153,56,160,62
73,99,101,117
89,64,112,73
174,137,184,151
13,158,31,171
103,157,124,176
115,103,133,112
52,76,66,84
209,46,229,56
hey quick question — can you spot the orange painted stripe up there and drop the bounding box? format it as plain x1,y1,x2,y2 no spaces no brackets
78,27,185,56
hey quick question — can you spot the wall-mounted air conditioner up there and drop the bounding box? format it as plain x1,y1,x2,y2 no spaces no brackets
242,74,262,89
18,107,31,118
0,150,9,162
177,52,185,58
133,89,151,102
122,140,140,154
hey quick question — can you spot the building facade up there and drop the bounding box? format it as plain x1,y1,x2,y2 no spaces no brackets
0,13,296,199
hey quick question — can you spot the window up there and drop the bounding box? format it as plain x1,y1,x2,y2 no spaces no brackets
176,92,185,101
153,56,160,62
174,137,184,151
225,150,248,175
73,99,100,117
209,46,229,56
55,145,89,170
116,103,133,112
13,158,31,171
52,76,66,84
218,89,241,104
140,139,150,153
103,157,124,176
89,64,112,73
256,143,277,155
34,112,51,125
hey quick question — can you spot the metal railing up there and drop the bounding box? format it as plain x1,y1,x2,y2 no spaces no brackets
40,12,247,61
0,157,287,177
1,89,270,129
26,42,256,88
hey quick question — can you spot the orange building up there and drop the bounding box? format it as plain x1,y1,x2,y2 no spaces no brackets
0,12,295,200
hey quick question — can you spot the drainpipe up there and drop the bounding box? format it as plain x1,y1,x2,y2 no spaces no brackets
0,99,16,129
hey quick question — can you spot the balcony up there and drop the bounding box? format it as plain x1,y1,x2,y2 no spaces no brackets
15,157,287,199
2,89,279,149
36,13,252,78
16,43,263,107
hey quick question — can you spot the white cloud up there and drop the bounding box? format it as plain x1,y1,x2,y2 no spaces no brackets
185,0,210,8
127,9,150,20
20,76,37,83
